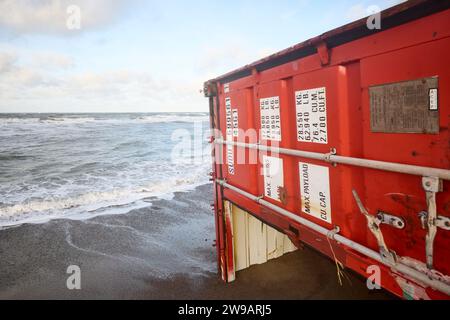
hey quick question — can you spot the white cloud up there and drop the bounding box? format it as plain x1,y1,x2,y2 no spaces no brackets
0,0,131,35
31,52,74,69
0,49,205,112
0,49,73,84
0,51,17,73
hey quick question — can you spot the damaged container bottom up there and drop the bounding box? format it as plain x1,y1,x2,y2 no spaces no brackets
216,193,450,300
222,201,297,282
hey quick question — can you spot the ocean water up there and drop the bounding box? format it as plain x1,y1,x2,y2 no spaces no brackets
0,113,211,228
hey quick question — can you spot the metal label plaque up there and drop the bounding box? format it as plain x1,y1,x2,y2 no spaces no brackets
369,77,439,134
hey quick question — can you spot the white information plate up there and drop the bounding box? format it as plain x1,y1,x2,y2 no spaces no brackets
227,144,234,175
232,109,239,137
225,98,235,175
429,88,438,111
295,87,328,144
260,96,281,141
299,162,332,223
225,97,232,138
263,156,284,202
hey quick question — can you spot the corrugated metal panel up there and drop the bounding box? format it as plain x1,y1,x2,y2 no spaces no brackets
225,201,296,279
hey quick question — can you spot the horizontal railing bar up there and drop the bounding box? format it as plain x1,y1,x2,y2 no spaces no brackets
215,139,450,181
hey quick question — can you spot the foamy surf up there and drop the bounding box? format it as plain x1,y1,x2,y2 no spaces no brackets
0,170,210,228
0,112,211,229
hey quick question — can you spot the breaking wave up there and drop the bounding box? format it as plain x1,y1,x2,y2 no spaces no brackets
0,172,209,227
0,113,209,125
0,112,211,228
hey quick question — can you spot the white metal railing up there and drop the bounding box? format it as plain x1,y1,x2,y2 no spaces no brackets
215,139,450,181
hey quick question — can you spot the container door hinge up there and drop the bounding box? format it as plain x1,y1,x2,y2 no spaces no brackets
419,212,450,231
203,81,218,97
352,190,397,266
436,216,450,231
377,211,405,229
421,176,444,270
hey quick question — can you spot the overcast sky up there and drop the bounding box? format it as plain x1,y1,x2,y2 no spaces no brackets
0,0,405,113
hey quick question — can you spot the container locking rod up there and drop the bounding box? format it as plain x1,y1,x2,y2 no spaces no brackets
352,190,397,266
421,177,443,270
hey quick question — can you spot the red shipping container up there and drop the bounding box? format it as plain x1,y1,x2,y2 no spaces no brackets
205,0,450,299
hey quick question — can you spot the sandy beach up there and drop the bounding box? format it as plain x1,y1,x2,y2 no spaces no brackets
0,184,393,300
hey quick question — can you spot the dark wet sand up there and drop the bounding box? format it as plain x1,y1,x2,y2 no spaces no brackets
0,184,393,300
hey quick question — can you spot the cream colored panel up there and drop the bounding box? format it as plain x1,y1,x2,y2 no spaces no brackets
226,201,298,281
248,214,268,265
267,225,285,260
283,234,298,254
232,206,249,272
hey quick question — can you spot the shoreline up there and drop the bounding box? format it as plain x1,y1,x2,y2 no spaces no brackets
0,183,393,300
0,179,211,229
